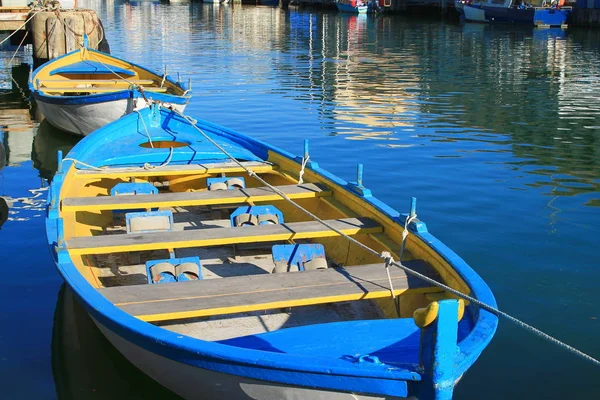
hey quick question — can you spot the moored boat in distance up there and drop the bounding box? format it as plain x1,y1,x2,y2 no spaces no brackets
462,0,571,27
336,0,369,13
30,42,191,137
46,104,498,399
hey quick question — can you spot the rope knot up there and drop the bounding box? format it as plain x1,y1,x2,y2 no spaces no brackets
381,251,396,299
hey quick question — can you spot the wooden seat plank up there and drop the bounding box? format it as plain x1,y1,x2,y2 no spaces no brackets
73,161,274,179
39,79,155,86
66,217,381,255
62,183,331,211
43,86,168,93
99,260,441,322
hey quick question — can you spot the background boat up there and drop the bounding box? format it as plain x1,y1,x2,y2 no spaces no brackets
30,45,191,136
462,0,571,26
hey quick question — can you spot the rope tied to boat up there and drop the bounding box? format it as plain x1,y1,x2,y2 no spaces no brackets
399,213,417,262
171,108,600,368
61,158,106,171
381,251,396,299
298,155,309,185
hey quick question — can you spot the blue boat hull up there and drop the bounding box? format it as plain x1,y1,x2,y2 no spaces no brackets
46,106,498,399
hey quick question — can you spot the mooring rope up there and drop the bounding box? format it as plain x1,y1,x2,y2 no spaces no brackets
0,9,43,47
135,109,154,148
171,108,600,368
8,31,28,66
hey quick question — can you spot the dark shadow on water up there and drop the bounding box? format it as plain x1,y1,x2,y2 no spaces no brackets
52,285,181,399
32,120,81,182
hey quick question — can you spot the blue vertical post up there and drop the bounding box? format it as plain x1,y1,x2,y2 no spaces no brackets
416,300,459,400
357,164,364,187
304,139,309,160
410,197,417,218
57,150,63,173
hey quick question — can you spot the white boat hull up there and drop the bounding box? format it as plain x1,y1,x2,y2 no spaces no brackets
37,97,186,137
463,5,487,23
94,320,399,400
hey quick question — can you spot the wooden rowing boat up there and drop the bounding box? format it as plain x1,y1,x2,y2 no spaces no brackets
30,43,191,137
46,104,498,399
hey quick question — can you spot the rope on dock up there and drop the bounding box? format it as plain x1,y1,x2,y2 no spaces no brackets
0,9,42,47
8,31,28,66
172,108,600,368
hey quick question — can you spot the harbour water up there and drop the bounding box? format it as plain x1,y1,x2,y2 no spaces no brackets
1,1,599,398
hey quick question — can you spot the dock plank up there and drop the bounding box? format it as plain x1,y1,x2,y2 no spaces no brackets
99,260,441,322
62,183,330,211
66,217,382,255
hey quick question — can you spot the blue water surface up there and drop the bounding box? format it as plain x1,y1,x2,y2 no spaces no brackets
1,1,599,398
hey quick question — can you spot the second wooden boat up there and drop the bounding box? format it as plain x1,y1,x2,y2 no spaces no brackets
30,42,191,136
46,104,498,399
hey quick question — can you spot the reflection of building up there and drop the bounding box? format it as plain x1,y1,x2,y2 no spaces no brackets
0,65,34,166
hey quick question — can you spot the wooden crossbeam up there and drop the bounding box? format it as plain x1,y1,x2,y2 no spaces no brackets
39,79,155,86
42,86,168,93
72,161,274,179
65,217,381,255
99,260,441,322
62,183,330,212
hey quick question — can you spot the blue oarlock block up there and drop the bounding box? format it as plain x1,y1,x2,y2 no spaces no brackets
126,210,173,234
207,176,246,190
111,182,159,224
146,257,202,284
110,182,158,196
272,243,325,272
230,205,284,227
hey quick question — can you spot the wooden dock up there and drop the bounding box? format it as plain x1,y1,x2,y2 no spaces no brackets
0,6,28,33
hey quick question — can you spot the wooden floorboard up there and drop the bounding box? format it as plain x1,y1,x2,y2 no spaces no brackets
66,217,382,255
73,161,274,178
99,260,441,322
62,183,330,211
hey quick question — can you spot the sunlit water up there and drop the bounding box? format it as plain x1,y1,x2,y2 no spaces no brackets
1,1,599,398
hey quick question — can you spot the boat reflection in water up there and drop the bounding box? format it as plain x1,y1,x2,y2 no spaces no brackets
52,285,180,399
32,120,81,182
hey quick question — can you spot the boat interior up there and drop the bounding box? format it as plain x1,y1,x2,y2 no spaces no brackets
33,49,185,96
57,152,474,360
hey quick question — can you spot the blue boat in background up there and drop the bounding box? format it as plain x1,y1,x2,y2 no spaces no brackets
462,0,571,27
46,104,498,399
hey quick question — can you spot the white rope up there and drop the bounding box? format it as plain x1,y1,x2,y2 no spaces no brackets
8,31,28,66
135,110,153,148
0,9,42,47
143,146,174,170
298,155,309,185
381,251,396,298
399,213,417,262
61,158,106,171
171,108,600,368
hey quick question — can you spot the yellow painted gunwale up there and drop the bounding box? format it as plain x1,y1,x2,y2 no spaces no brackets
33,48,185,95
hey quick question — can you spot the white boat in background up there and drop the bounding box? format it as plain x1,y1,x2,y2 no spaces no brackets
30,43,190,136
462,0,571,27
